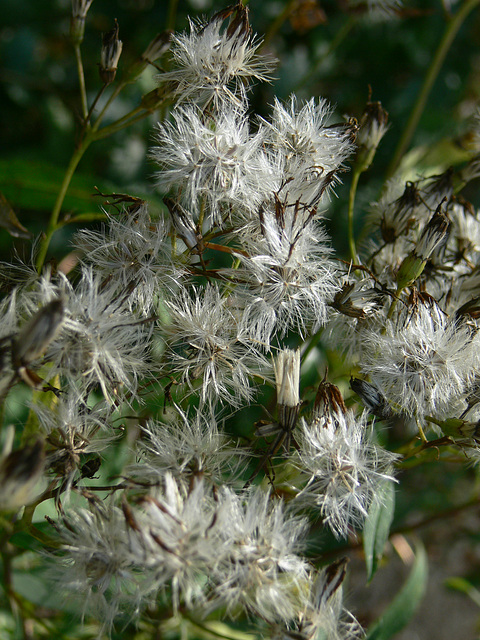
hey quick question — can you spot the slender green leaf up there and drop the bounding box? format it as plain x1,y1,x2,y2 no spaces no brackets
364,478,396,581
366,543,428,640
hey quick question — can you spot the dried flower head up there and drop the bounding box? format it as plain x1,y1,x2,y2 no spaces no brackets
164,284,268,408
152,103,275,225
262,97,356,207
70,0,94,44
42,269,154,404
212,486,310,622
292,407,398,539
231,201,339,343
127,406,245,487
361,303,480,422
158,4,276,107
75,203,177,314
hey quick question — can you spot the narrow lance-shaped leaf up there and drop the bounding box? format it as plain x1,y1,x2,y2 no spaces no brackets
364,477,396,581
366,542,428,640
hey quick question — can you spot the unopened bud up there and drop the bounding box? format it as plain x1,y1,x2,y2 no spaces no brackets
164,197,198,250
396,203,450,289
395,252,426,290
274,348,301,431
70,0,94,45
99,20,123,85
350,377,391,419
11,299,64,370
414,203,450,261
355,99,389,172
331,282,366,319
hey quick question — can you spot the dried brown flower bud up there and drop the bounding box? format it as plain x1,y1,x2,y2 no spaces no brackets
396,202,450,289
140,86,170,112
141,31,172,64
331,282,366,319
314,376,347,419
0,438,45,512
380,181,420,244
99,19,123,85
415,202,450,261
350,377,391,419
355,99,389,172
11,298,64,370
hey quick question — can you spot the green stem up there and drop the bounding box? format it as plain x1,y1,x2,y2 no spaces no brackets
379,286,402,334
92,82,126,131
74,44,88,122
166,0,179,32
347,167,361,263
93,106,143,140
93,107,147,140
35,106,155,271
56,212,108,227
385,288,400,321
85,83,108,128
1,549,17,617
386,0,480,179
35,136,93,272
